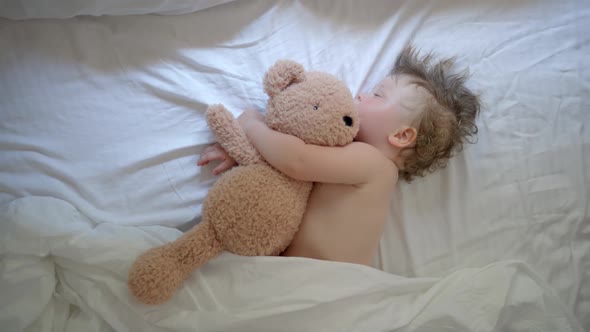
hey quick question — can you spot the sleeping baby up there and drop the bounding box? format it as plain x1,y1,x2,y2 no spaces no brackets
198,45,480,266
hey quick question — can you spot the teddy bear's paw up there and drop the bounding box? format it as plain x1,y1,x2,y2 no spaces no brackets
206,104,235,128
127,247,186,305
206,103,229,117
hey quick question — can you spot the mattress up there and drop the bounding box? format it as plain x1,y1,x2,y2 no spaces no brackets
0,0,588,331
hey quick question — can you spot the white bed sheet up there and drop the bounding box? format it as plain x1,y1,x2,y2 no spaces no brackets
0,0,588,330
0,0,236,19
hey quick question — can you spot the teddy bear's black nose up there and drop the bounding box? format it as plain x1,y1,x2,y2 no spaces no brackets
343,116,353,127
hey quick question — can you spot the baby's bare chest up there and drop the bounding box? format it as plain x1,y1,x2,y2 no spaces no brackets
303,182,392,229
288,181,395,265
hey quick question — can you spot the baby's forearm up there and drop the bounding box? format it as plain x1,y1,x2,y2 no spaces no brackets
244,121,303,177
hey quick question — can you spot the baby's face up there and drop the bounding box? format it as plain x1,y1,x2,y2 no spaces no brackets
355,75,425,146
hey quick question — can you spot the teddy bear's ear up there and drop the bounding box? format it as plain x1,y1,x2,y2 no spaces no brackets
263,60,306,98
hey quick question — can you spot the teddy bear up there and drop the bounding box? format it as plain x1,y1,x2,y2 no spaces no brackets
127,60,359,305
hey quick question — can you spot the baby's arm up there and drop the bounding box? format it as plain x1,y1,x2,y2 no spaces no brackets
241,110,382,185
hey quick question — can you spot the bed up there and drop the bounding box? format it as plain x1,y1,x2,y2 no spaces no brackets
0,0,588,331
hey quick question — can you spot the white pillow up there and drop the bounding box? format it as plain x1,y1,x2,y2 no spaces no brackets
0,0,236,19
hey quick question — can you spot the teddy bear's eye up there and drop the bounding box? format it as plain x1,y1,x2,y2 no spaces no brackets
313,105,319,111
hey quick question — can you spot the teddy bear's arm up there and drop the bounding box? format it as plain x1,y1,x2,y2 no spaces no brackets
206,104,263,166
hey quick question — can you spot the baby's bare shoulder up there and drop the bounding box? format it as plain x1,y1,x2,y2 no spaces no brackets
350,142,399,181
347,142,386,162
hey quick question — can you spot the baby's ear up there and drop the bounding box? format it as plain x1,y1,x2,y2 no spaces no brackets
388,126,418,148
263,60,306,98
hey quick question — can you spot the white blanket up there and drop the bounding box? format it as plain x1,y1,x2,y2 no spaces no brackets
0,196,583,332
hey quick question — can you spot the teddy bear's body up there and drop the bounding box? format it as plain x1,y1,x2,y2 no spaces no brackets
203,161,312,255
128,60,359,305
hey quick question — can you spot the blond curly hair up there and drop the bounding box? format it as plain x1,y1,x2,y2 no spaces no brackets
392,46,481,182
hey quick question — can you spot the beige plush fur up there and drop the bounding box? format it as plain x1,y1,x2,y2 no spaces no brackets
127,60,359,305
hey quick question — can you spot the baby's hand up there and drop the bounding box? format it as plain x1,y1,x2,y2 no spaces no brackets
238,108,264,128
197,143,237,175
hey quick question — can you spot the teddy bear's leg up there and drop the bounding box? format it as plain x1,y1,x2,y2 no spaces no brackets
128,221,222,305
206,104,263,166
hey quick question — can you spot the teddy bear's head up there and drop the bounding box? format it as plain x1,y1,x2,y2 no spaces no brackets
263,60,359,147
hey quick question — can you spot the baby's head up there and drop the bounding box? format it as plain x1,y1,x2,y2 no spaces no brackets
355,45,480,182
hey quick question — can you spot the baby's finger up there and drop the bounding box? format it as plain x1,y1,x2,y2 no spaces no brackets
198,150,220,166
198,147,211,164
213,159,236,175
